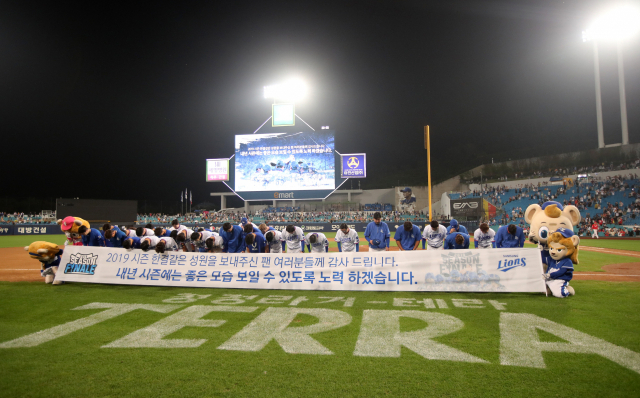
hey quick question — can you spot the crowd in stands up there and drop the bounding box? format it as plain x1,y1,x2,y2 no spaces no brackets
454,173,640,237
0,212,56,224
471,158,640,183
137,209,432,225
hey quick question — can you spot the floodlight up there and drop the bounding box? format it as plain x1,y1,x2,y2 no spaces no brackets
582,5,640,42
263,79,307,101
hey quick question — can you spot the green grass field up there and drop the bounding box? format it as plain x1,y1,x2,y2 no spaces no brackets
1,235,639,397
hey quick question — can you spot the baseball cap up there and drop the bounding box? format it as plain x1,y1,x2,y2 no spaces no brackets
60,216,76,231
450,219,459,228
555,227,574,238
541,201,564,210
241,217,248,225
401,187,412,192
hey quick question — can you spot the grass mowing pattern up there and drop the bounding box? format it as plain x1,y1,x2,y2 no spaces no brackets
0,234,67,248
0,281,638,397
576,239,640,252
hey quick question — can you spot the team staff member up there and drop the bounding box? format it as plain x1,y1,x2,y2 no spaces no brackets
282,225,305,253
335,224,359,252
264,230,284,253
495,224,525,248
394,221,421,251
306,232,329,253
78,226,106,247
220,222,245,253
446,219,468,235
444,232,470,249
421,220,447,250
103,223,127,248
474,223,496,248
364,212,390,252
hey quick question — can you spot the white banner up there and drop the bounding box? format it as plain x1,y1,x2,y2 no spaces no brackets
54,246,546,293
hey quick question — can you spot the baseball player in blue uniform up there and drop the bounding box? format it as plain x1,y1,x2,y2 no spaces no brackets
364,212,390,252
446,219,468,235
245,231,266,253
102,223,126,247
394,221,421,251
444,232,470,249
79,226,106,247
122,236,141,250
221,222,245,253
495,224,525,248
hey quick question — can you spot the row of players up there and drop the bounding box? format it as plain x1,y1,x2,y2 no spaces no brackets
78,213,526,253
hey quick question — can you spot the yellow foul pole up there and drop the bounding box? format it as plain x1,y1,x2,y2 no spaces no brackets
425,125,432,221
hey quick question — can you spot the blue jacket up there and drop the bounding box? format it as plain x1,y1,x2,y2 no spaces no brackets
364,221,391,249
444,232,470,249
495,225,525,248
246,233,266,253
221,225,245,253
82,228,106,247
394,225,422,250
547,257,573,281
107,227,127,247
447,219,468,235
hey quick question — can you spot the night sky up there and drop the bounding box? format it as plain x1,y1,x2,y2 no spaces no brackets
2,1,639,210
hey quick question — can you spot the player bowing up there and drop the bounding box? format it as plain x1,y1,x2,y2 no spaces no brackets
421,220,447,250
306,232,329,253
335,223,359,252
364,212,390,252
282,225,305,253
264,230,284,253
474,223,496,248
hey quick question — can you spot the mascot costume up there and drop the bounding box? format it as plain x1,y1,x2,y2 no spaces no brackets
543,228,579,297
524,201,580,268
25,241,64,285
57,216,90,246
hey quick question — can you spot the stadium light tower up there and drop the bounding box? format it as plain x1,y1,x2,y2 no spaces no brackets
583,4,640,148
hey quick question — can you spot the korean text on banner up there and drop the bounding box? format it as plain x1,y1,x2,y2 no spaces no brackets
55,246,546,293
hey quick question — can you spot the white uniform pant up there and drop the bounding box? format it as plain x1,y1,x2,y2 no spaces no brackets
591,229,598,238
546,279,570,298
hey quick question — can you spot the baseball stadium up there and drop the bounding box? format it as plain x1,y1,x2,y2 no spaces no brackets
2,2,640,397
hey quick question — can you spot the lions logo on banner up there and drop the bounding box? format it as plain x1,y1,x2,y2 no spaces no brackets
341,153,366,178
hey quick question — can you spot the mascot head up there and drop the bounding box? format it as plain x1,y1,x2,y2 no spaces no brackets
548,228,580,264
58,216,90,241
24,241,61,263
525,201,580,248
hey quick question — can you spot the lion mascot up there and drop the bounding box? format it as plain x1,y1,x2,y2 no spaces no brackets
57,216,90,246
543,228,579,297
25,241,64,285
524,201,581,268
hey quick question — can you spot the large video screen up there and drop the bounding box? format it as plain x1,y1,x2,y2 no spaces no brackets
234,131,335,192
